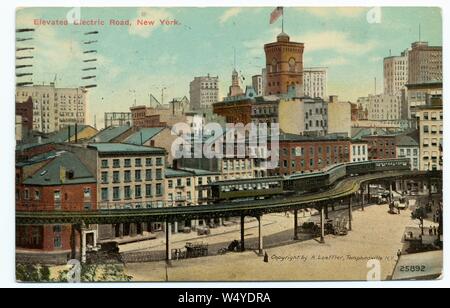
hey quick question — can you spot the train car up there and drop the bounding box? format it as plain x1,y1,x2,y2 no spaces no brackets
373,158,410,171
209,177,285,201
345,160,376,175
284,172,329,193
325,163,347,186
346,158,410,175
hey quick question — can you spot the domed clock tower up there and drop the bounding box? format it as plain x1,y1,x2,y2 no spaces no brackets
264,32,304,96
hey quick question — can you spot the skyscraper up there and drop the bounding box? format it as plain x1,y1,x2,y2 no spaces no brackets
189,75,219,110
408,41,442,84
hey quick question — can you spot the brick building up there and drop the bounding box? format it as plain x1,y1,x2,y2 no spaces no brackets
264,32,304,96
362,134,397,160
274,134,351,176
213,96,253,125
16,151,97,264
16,96,33,131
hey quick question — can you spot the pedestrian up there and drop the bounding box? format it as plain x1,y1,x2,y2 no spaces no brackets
434,226,438,236
433,213,437,223
264,252,269,263
397,249,402,259
429,227,433,236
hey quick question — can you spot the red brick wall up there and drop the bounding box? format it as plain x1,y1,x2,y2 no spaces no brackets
16,224,80,252
363,136,397,160
276,140,351,175
16,183,97,212
213,101,252,124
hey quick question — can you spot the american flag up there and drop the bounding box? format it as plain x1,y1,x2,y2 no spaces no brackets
270,7,283,24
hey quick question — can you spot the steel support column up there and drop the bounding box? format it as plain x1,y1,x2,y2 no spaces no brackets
294,209,299,240
348,195,353,231
240,215,245,252
320,205,325,244
361,188,365,211
257,215,264,256
166,220,172,264
80,222,87,264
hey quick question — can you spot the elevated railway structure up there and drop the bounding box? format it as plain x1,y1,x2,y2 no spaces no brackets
16,159,442,264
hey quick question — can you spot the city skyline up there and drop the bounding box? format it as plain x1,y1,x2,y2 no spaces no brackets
16,7,442,126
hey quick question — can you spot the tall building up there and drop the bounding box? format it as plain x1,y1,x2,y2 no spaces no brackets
384,50,409,96
402,81,442,120
189,75,219,110
416,99,443,171
264,32,304,96
16,83,87,133
252,74,263,96
358,94,401,121
408,42,442,84
303,67,327,99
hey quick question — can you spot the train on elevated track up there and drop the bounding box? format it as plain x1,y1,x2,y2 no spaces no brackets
207,159,410,202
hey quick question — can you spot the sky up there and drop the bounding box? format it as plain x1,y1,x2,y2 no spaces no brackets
16,7,442,127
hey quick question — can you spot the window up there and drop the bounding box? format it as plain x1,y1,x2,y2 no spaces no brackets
156,183,163,196
146,158,153,166
34,190,40,201
101,188,109,201
124,186,131,200
24,189,29,200
145,184,152,197
156,169,163,180
135,185,142,198
124,170,131,182
168,180,173,189
135,158,142,167
135,170,142,182
101,172,108,184
177,179,183,187
113,159,120,168
53,226,62,249
83,188,91,199
145,169,152,181
187,192,192,200
186,178,191,187
113,187,120,200
156,157,163,166
101,160,108,168
113,171,120,183
124,159,131,168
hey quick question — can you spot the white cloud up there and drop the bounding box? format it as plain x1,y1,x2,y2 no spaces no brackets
219,8,243,24
296,31,377,55
129,8,174,38
297,7,367,19
320,57,350,67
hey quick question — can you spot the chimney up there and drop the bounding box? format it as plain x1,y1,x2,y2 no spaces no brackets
329,95,339,103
